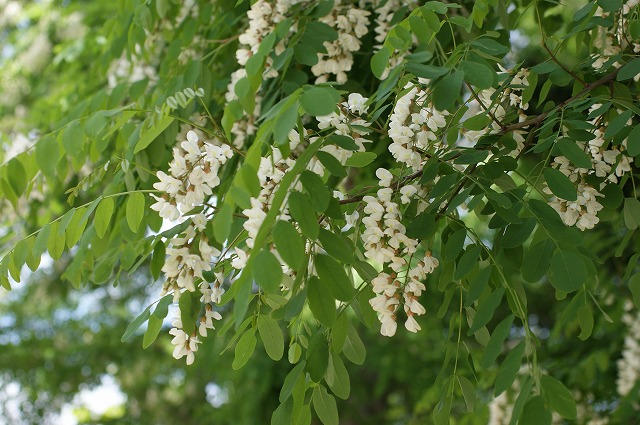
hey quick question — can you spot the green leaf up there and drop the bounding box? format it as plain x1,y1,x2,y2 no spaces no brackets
233,329,257,370
134,114,174,153
316,151,347,178
627,125,640,157
457,376,476,413
312,385,338,425
617,58,640,81
273,99,299,146
444,228,467,261
468,288,504,335
143,314,164,349
258,314,284,361
604,110,633,139
629,273,640,309
326,352,350,399
519,395,552,425
556,138,592,168
508,377,534,425
300,170,330,212
541,375,577,419
179,291,198,334
151,241,166,281
481,314,515,369
454,245,480,280
61,121,85,157
460,60,494,89
213,202,233,243
47,222,65,260
307,276,337,327
65,207,88,248
494,340,525,396
501,218,536,249
405,63,449,79
318,229,354,264
301,86,339,117
7,158,27,198
432,71,464,110
406,213,437,240
121,305,152,342
548,250,587,292
33,224,51,258
254,249,284,293
126,192,145,233
288,191,319,239
465,266,492,307
156,0,170,18
462,114,491,131
522,239,554,283
315,254,354,302
306,332,329,382
371,47,391,79
544,168,577,201
330,313,349,354
279,362,305,402
95,198,114,238
35,135,59,179
345,151,377,167
454,149,489,165
577,304,594,341
273,220,305,270
624,197,640,230
342,325,366,365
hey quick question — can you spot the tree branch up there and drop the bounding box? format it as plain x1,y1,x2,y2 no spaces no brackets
543,41,587,87
499,67,621,134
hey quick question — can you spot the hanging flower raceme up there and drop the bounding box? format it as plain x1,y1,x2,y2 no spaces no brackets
362,169,438,336
312,1,370,84
388,81,449,172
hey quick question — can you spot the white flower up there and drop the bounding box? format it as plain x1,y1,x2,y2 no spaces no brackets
169,327,201,365
376,168,393,187
404,315,421,333
231,247,249,269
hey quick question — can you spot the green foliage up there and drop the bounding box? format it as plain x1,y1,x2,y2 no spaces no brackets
0,0,639,424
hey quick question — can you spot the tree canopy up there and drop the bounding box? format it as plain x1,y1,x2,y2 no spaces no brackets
1,0,640,424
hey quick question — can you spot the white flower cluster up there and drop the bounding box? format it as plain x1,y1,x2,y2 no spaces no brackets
240,140,297,251
235,0,303,78
501,66,530,111
462,67,529,156
362,168,438,336
312,1,370,84
546,105,633,231
225,69,261,149
149,129,235,364
161,217,219,297
163,219,226,365
169,310,201,366
591,3,640,76
317,93,372,164
617,301,640,396
150,130,233,220
388,82,449,172
362,0,418,78
546,180,604,231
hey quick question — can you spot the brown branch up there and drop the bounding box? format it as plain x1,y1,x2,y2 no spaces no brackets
543,41,587,87
499,67,621,134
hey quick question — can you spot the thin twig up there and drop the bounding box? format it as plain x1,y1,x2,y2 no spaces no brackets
465,82,506,130
543,41,587,87
499,67,620,134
